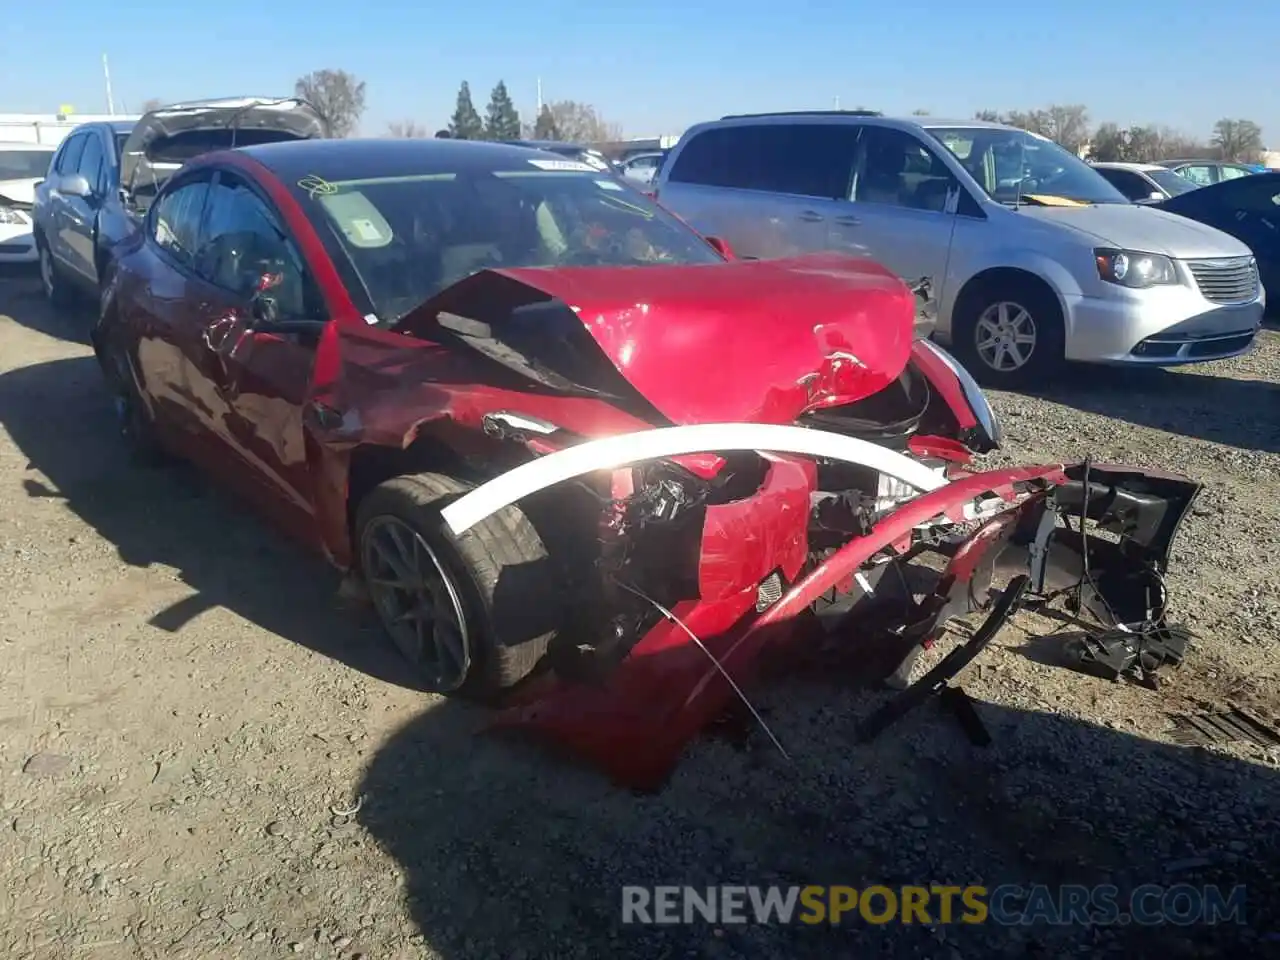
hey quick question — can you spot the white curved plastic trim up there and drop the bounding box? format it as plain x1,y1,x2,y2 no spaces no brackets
440,422,950,535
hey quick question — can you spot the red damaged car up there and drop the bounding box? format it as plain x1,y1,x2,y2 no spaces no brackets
93,139,1202,790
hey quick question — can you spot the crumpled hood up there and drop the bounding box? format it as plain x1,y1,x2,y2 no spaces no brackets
1017,203,1253,259
401,252,917,425
0,178,38,207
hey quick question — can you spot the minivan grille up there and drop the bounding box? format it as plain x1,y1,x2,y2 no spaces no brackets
1186,257,1259,304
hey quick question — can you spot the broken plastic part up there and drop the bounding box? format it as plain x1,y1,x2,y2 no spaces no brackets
439,422,949,536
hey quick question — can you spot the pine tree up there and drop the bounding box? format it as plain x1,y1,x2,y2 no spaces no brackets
532,104,560,140
484,81,522,142
448,82,484,140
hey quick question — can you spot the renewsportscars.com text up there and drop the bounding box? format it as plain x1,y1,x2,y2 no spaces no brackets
621,884,1247,927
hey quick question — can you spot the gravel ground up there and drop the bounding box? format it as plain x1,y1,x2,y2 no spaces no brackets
1,267,1278,960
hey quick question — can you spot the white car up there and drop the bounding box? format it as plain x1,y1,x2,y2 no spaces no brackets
1090,161,1199,204
654,113,1264,385
0,141,56,263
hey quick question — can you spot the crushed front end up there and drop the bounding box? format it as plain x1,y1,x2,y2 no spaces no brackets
444,427,1201,791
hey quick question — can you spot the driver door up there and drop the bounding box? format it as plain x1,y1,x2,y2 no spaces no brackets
832,125,960,301
186,169,328,549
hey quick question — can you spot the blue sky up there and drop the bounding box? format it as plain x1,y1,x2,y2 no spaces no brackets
2,2,1273,145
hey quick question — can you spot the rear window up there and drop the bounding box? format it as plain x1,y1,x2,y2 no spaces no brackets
666,123,858,199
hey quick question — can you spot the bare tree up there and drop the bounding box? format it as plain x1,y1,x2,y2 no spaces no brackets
294,69,367,138
546,101,622,143
140,98,165,113
386,120,430,139
1040,104,1091,155
911,108,931,116
1212,118,1264,162
973,109,1002,122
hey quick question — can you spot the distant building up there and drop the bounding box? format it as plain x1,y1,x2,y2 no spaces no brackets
0,112,140,146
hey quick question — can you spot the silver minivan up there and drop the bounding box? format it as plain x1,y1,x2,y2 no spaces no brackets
653,113,1264,384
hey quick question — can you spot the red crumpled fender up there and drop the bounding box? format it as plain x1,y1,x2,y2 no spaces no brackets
487,463,1069,791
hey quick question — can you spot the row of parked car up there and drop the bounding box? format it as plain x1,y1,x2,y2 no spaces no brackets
0,97,1275,388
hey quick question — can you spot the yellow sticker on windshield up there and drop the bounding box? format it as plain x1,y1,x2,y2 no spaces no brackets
1022,194,1086,207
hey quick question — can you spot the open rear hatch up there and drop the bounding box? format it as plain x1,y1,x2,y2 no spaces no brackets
119,96,328,213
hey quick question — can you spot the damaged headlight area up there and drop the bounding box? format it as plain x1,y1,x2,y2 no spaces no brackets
443,422,1202,791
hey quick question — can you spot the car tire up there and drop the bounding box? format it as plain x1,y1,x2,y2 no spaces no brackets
37,238,76,309
951,278,1066,388
97,339,169,467
355,473,558,699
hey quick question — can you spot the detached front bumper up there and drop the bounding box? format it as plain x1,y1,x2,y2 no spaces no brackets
484,458,1202,791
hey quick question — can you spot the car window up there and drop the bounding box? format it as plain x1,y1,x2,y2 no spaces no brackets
1094,168,1150,201
55,134,86,175
930,126,1127,205
1177,165,1215,186
1147,169,1198,196
1220,165,1251,181
150,176,212,267
855,126,957,211
0,149,54,180
194,175,314,318
290,166,723,325
77,135,106,196
666,123,858,199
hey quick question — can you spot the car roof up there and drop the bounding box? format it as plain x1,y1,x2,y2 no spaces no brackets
234,137,604,184
686,112,1020,139
1092,161,1162,172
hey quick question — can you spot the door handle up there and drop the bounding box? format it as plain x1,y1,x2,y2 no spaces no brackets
834,215,861,226
798,210,825,223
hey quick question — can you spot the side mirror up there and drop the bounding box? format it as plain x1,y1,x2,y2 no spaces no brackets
704,235,735,259
59,174,92,198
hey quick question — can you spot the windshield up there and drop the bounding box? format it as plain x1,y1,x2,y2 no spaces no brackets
297,168,724,323
1147,168,1198,196
927,126,1129,205
0,149,54,181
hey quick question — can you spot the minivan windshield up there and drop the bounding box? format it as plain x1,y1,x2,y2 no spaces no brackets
927,126,1129,206
295,167,724,324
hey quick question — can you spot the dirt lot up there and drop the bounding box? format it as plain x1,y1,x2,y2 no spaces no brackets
1,267,1278,960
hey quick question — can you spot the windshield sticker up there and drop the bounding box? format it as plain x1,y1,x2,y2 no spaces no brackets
527,158,597,172
351,218,384,242
298,174,337,198
594,179,624,191
1022,194,1087,208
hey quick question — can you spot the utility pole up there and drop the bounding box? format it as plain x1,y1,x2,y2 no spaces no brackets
103,54,116,115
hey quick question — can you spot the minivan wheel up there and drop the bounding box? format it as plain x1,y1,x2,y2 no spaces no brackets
953,281,1065,387
37,241,75,309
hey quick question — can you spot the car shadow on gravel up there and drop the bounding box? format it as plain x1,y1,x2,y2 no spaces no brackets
358,690,1280,960
0,354,420,689
1020,362,1280,454
0,267,93,345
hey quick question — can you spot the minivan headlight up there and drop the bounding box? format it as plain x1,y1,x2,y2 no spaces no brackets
0,205,29,226
1094,248,1179,288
